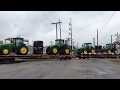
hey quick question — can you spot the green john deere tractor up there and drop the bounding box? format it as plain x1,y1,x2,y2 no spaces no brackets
102,44,115,54
46,39,72,55
0,37,29,55
77,43,95,55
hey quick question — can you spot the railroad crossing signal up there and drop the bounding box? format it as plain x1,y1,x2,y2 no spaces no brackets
115,32,120,42
114,42,119,45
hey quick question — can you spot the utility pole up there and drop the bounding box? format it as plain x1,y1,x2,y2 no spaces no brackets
59,19,62,40
111,35,116,44
51,22,58,40
93,37,95,48
51,19,62,40
69,18,72,53
97,29,98,47
111,35,112,44
77,41,78,49
72,42,75,48
50,41,53,45
72,42,75,53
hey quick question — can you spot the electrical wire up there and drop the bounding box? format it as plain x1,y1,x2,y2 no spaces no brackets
99,11,116,34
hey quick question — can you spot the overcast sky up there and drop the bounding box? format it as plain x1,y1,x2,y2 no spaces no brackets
0,11,119,47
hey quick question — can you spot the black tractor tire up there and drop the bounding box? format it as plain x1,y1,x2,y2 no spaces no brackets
1,47,10,55
46,47,51,55
18,46,29,55
64,47,70,55
59,46,70,55
51,46,59,55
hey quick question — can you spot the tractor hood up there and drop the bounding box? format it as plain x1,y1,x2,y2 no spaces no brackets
0,43,14,52
79,47,84,50
54,43,63,47
46,45,53,48
77,47,84,53
0,43,14,46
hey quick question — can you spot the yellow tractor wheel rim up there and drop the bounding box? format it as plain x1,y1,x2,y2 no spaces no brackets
65,49,70,54
84,50,87,54
20,47,27,54
108,50,111,54
3,49,9,55
92,49,95,54
53,48,57,54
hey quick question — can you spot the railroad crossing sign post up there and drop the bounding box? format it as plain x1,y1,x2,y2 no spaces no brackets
114,32,120,60
115,43,120,60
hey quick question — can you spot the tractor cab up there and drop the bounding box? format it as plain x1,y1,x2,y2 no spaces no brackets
55,39,64,44
5,37,25,48
82,43,92,47
106,44,114,48
13,38,24,47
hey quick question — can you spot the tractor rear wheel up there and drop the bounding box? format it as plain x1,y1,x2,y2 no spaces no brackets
18,46,28,55
59,46,70,55
1,47,10,55
64,47,70,55
51,46,59,55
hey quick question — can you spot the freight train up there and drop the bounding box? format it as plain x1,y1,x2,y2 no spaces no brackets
0,35,120,62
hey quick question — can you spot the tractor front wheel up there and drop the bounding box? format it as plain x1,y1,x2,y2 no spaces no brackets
18,46,29,55
84,50,87,54
1,47,10,55
108,50,111,54
59,46,70,55
91,49,95,54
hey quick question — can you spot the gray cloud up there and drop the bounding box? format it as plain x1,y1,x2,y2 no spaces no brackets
0,11,119,47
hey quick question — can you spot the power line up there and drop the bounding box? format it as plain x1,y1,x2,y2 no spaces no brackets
97,11,116,45
87,11,116,45
99,11,116,34
40,12,53,23
53,11,69,37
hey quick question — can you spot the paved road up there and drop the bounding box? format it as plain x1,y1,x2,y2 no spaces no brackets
0,58,120,79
